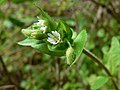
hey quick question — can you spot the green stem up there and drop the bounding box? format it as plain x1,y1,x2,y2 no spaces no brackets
83,48,119,90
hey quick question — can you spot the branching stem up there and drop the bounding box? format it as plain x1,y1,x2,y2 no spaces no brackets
83,48,119,90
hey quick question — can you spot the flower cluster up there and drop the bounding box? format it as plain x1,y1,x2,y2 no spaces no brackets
35,20,47,33
22,19,61,45
21,19,47,39
19,8,75,57
18,8,87,65
36,19,61,45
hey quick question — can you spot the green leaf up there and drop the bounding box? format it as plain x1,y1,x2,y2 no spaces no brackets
47,43,67,51
105,37,120,75
70,30,87,66
57,21,72,41
66,46,74,65
0,0,6,5
18,38,40,46
91,76,109,90
18,38,65,56
33,43,65,56
37,7,57,30
71,29,77,40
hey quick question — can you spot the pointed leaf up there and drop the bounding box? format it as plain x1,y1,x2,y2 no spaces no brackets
37,7,57,30
105,37,120,74
18,38,40,46
91,76,110,90
57,21,72,40
70,30,87,66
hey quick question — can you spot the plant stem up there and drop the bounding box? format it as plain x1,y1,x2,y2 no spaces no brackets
0,55,18,90
0,56,12,84
83,48,119,90
55,57,60,90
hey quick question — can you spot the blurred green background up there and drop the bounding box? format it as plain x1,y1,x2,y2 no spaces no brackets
0,0,120,90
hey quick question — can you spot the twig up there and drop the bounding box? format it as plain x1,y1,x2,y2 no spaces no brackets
0,85,15,90
83,48,119,90
0,56,13,84
0,55,18,90
55,57,60,90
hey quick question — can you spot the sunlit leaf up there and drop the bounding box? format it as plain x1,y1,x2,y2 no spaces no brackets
105,37,120,75
91,76,109,90
70,30,87,66
18,38,40,46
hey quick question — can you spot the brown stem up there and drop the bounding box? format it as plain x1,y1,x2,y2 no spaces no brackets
0,56,13,83
83,48,119,90
55,57,60,90
0,55,18,90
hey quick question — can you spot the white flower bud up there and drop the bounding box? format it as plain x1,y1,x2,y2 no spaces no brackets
36,20,45,26
40,26,47,33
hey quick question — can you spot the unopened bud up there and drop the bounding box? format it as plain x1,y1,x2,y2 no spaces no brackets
30,30,47,39
66,46,74,65
22,29,31,36
22,29,46,39
36,19,48,27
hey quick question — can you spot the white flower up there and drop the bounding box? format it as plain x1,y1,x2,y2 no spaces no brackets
47,31,61,45
36,20,45,26
40,26,47,33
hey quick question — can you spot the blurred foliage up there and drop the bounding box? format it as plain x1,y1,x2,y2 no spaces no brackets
0,0,120,90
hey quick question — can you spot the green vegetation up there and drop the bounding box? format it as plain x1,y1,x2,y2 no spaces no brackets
0,0,120,90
